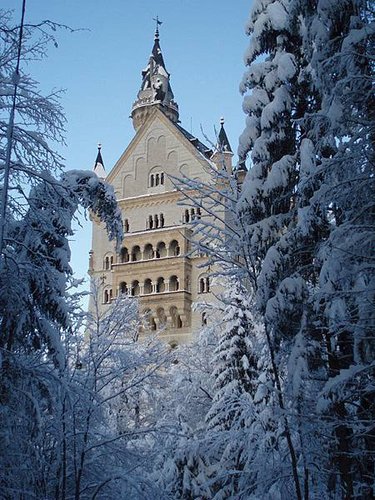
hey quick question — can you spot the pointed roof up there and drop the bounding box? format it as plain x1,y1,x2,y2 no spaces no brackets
216,117,233,153
131,23,179,129
93,144,106,179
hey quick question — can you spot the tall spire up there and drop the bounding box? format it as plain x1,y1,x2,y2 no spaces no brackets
93,144,106,179
217,117,233,153
131,20,179,130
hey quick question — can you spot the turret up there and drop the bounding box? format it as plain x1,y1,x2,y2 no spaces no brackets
93,144,106,179
131,22,179,130
211,117,233,172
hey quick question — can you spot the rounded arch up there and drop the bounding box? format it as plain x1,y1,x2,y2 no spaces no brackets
103,287,113,304
119,281,128,295
131,245,141,262
103,253,114,270
169,275,179,292
157,307,167,327
144,243,154,260
123,174,134,197
144,278,152,294
131,280,140,296
156,276,165,293
169,239,180,257
179,163,189,178
170,306,182,329
149,165,165,188
156,241,167,258
198,274,210,294
120,247,129,263
143,308,156,331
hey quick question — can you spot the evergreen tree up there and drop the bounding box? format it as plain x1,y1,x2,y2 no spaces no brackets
297,1,375,496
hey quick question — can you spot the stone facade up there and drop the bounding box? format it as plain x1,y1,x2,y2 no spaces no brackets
88,30,234,344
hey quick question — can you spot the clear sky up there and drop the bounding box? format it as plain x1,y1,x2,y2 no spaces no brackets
4,0,252,304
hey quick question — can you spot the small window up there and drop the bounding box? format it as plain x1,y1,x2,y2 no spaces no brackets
149,171,164,188
104,255,113,270
120,247,129,263
199,277,210,294
124,219,129,233
202,312,207,326
103,288,112,304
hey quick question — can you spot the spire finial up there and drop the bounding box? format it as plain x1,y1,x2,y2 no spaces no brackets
220,117,225,125
98,143,102,151
153,16,162,40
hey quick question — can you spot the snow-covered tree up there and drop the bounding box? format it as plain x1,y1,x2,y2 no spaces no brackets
238,0,374,497
296,1,375,496
0,11,124,497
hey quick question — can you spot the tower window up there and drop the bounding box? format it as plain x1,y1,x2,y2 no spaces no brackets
103,288,113,304
199,277,210,294
104,255,113,270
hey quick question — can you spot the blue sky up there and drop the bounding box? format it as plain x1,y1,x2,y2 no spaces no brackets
4,0,252,302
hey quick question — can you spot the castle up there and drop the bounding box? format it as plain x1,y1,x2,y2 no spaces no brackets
88,26,241,344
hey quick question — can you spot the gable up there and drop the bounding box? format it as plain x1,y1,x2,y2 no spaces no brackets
107,108,214,200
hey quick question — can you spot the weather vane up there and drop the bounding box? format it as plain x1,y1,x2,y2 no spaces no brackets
153,15,162,34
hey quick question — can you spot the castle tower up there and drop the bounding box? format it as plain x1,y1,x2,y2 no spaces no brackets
88,27,233,344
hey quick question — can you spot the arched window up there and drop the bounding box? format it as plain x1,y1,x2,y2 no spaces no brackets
155,173,160,186
119,282,128,295
169,275,179,292
144,278,152,294
157,307,167,327
156,277,165,293
191,208,195,220
154,214,159,229
131,245,141,262
123,219,129,233
160,172,164,185
156,242,167,258
170,306,182,329
160,213,165,228
198,276,210,294
131,280,140,296
103,288,112,304
144,243,154,260
196,207,202,219
120,247,129,263
169,240,180,257
150,174,155,187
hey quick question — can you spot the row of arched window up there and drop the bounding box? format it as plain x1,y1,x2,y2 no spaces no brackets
143,306,183,331
146,213,165,230
119,240,180,264
103,274,210,303
118,275,181,297
149,172,165,187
